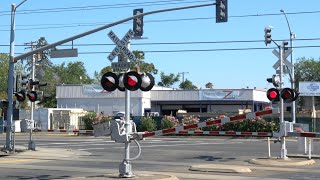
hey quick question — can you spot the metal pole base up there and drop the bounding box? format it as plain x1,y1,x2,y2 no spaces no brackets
280,148,288,159
28,140,36,151
119,160,134,178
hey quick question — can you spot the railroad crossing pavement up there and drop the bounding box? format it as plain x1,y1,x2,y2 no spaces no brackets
0,144,317,180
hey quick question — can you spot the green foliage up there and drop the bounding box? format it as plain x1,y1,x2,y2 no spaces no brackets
157,72,180,87
161,115,179,129
138,116,157,132
82,112,97,130
202,117,279,132
179,79,197,90
205,82,214,89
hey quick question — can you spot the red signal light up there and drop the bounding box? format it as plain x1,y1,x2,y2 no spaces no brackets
140,73,155,91
27,91,38,102
267,88,280,102
123,71,141,91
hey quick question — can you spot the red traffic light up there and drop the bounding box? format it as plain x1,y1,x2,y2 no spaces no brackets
140,73,155,91
15,91,26,102
101,72,119,92
27,91,38,102
123,71,142,91
266,88,280,102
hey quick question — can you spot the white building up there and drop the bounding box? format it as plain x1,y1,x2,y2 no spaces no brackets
56,84,271,116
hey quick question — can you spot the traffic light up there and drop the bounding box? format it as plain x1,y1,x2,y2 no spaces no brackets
264,27,272,46
19,73,28,90
140,73,155,91
282,41,289,51
216,0,228,23
15,91,26,102
123,71,142,91
280,88,299,103
133,8,143,37
101,72,119,92
267,88,280,102
266,74,280,87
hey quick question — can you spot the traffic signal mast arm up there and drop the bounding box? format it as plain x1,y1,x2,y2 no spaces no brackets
143,108,279,138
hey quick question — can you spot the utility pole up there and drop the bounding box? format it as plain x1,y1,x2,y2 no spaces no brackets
280,9,296,123
6,0,28,152
179,72,189,83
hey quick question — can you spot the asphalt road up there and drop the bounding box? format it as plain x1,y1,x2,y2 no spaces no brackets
0,133,319,180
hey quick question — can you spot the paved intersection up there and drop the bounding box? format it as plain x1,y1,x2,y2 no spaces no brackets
0,134,319,179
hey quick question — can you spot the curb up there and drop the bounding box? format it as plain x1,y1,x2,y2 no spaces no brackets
64,173,179,180
249,157,316,167
189,164,252,173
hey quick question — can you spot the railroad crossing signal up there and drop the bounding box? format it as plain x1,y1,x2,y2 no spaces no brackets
15,91,26,102
101,72,119,92
266,88,299,103
123,71,142,91
107,30,135,62
133,8,144,37
272,48,293,74
100,71,155,92
216,0,228,23
266,74,280,87
140,73,155,91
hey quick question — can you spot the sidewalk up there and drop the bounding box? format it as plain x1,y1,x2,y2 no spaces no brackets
0,146,179,180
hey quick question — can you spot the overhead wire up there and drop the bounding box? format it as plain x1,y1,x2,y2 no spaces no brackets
0,0,212,16
1,37,320,47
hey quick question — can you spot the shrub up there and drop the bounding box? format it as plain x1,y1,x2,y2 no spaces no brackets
138,116,157,132
202,116,279,132
82,112,97,130
181,115,200,126
161,115,179,129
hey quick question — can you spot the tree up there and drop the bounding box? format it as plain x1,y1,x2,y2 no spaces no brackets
294,57,320,107
179,79,197,90
157,72,180,87
0,53,9,99
39,61,94,108
294,57,320,88
205,82,214,89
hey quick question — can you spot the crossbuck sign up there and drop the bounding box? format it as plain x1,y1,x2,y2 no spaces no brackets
107,29,136,62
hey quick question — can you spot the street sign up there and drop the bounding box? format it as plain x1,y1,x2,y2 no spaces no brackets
50,48,78,58
272,49,293,70
107,30,136,62
111,62,131,71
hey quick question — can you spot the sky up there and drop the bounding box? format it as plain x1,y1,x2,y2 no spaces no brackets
1,0,320,89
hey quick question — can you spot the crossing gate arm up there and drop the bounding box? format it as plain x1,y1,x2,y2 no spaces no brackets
287,132,320,138
36,129,94,134
178,130,272,137
143,108,279,138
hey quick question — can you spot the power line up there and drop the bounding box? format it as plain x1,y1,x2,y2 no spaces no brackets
1,37,320,47
1,10,320,31
14,45,320,55
0,0,211,16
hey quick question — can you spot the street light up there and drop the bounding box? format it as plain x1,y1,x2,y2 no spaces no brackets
6,0,28,152
280,9,296,123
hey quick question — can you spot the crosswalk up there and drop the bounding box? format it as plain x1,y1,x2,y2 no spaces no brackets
30,137,245,152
